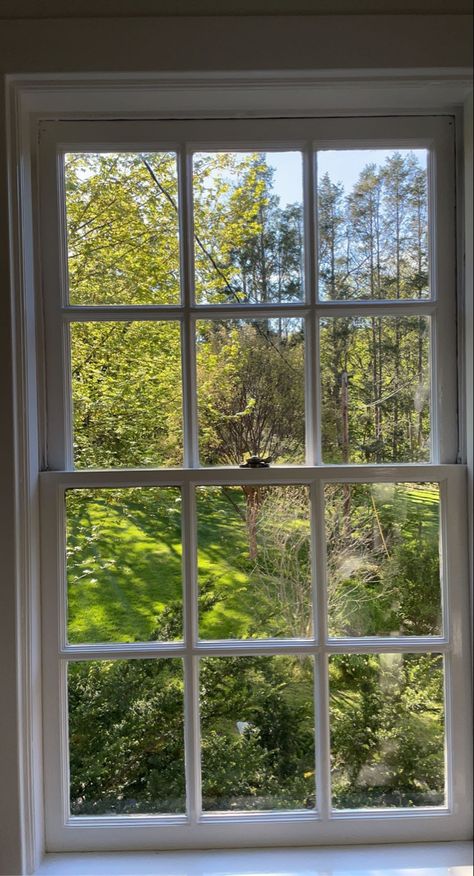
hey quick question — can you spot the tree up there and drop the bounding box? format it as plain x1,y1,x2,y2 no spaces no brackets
65,146,442,815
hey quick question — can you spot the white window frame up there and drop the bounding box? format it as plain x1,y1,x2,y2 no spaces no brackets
6,78,472,866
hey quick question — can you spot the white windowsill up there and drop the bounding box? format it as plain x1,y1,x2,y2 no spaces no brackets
34,842,473,875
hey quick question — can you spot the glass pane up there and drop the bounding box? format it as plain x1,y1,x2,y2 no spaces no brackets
200,655,315,811
320,316,430,463
318,149,429,300
197,318,305,465
197,485,312,640
65,152,180,305
193,152,304,304
68,659,185,815
70,321,182,468
325,483,441,637
329,653,445,809
66,488,183,644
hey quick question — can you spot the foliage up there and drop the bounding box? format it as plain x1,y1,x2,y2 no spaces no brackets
64,147,444,816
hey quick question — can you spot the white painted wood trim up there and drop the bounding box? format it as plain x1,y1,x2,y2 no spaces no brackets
6,75,472,869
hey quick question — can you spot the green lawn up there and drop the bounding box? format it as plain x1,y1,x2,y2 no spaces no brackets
66,483,440,645
67,486,258,644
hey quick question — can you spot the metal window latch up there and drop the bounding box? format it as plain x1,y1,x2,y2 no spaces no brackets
239,455,272,468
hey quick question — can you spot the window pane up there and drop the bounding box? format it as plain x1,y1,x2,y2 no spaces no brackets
200,655,315,812
325,483,441,637
70,321,182,468
66,488,183,644
68,659,185,815
329,653,445,809
320,316,430,463
197,319,305,465
197,485,312,640
193,152,304,304
318,149,429,300
65,152,180,305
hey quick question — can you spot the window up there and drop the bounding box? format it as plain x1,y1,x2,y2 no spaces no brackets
37,116,471,851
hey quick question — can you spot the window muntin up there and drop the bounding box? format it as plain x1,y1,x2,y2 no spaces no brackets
38,117,467,847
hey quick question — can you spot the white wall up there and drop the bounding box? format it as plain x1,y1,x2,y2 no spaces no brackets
0,13,472,876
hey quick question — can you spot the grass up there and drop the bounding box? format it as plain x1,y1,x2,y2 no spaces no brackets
66,483,440,645
67,486,257,644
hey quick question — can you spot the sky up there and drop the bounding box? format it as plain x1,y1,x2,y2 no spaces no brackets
269,148,427,208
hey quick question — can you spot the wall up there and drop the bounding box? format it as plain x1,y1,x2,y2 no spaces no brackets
0,12,472,876
464,92,473,626
0,1,473,16
0,15,472,73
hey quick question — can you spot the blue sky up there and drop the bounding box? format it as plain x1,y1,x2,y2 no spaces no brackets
269,149,427,207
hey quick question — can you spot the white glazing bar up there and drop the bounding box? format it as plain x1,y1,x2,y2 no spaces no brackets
41,477,69,839
199,811,318,824
438,478,449,640
179,147,199,468
430,120,457,463
303,144,318,466
66,814,188,827
60,659,72,823
61,644,187,660
427,144,436,307
194,639,317,655
330,806,450,820
39,463,454,489
314,300,436,317
313,151,323,465
63,306,185,322
60,300,435,321
443,466,472,820
39,139,70,470
59,637,450,661
430,311,439,464
58,488,68,651
61,304,309,321
182,481,201,822
325,639,449,653
443,652,453,812
313,480,330,821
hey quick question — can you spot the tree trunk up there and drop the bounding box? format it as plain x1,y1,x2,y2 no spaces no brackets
242,485,261,561
340,370,351,532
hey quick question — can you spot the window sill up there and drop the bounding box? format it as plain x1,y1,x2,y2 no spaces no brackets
34,842,473,875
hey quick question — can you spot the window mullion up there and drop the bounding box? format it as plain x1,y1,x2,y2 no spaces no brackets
312,479,330,820
179,146,199,468
303,144,319,466
182,480,202,822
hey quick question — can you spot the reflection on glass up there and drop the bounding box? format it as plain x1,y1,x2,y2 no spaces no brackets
193,152,304,304
68,659,185,815
200,655,315,811
197,319,305,465
66,488,183,644
320,316,430,464
329,653,445,809
197,485,312,640
65,152,180,305
325,482,441,637
70,321,182,468
318,149,429,301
